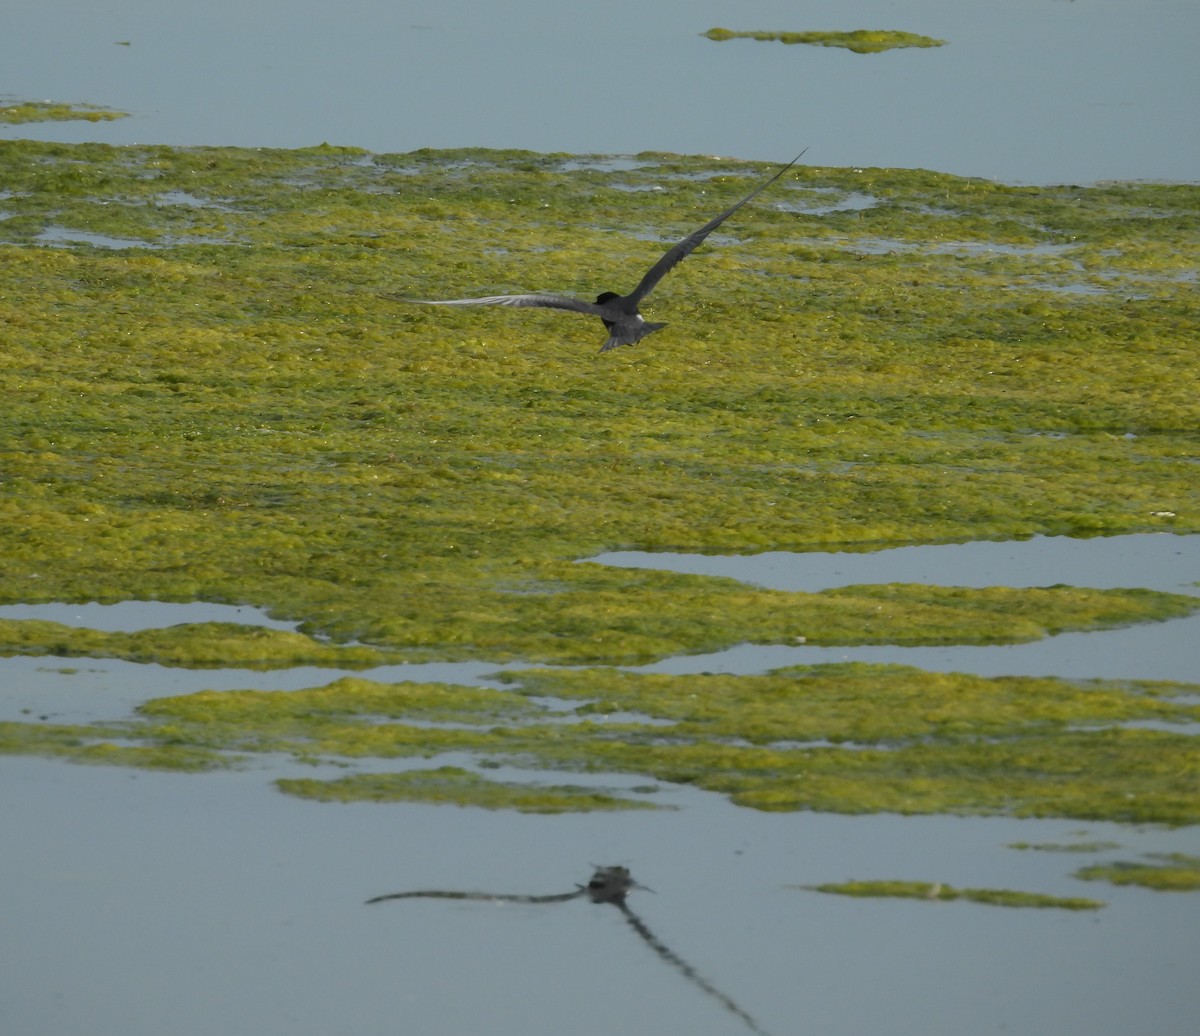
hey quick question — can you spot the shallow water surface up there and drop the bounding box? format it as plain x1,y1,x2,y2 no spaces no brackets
2,0,1196,183
593,532,1199,596
2,755,1197,1036
0,600,297,633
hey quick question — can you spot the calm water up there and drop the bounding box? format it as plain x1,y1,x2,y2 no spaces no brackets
3,0,1198,183
4,754,1199,1036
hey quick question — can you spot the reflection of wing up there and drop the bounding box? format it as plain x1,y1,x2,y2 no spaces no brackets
406,293,607,317
366,888,584,905
616,901,770,1036
628,150,806,304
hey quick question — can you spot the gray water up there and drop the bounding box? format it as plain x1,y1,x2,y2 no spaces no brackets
3,753,1198,1036
3,0,1197,184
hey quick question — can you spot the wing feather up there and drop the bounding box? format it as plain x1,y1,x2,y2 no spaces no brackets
405,293,607,317
627,150,806,304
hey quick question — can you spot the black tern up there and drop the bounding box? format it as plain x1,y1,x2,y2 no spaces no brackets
406,151,806,353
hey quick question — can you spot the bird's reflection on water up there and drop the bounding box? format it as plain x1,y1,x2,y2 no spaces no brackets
368,865,770,1036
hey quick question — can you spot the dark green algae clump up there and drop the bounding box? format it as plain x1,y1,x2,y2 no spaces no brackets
277,765,664,813
805,880,1102,910
1075,853,1200,891
0,100,128,124
14,664,1199,824
1,140,1198,821
703,29,946,54
1,582,1194,668
0,618,406,669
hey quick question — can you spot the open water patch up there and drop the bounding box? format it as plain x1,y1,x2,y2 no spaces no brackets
0,600,299,633
4,753,1198,1036
588,533,1199,597
773,188,879,215
594,533,1199,682
35,225,156,249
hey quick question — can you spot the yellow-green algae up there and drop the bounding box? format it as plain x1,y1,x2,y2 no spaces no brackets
1,583,1194,668
277,765,663,812
0,100,129,124
1,141,1198,820
806,880,1102,910
496,665,1200,743
0,719,231,771
1009,840,1122,853
0,618,408,669
8,663,1194,824
703,29,946,53
1075,853,1200,891
142,675,538,726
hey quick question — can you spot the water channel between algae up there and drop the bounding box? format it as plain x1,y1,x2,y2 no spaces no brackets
1,140,1197,826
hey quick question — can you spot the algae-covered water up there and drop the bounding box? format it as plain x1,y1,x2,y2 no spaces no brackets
3,6,1200,1026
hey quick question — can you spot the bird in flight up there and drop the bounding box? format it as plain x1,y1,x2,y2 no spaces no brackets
404,150,806,353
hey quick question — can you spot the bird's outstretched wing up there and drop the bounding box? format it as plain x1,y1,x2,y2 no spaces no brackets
627,150,807,305
404,293,608,317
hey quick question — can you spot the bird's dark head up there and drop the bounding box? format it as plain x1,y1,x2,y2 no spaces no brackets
594,291,620,305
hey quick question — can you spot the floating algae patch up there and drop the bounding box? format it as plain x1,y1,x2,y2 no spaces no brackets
0,618,409,669
805,880,1102,910
702,29,946,54
1075,853,1200,891
129,676,544,761
492,666,1200,824
139,675,539,726
809,583,1198,646
2,565,1195,673
89,662,1200,823
177,563,1193,666
5,658,1199,823
277,764,663,812
1009,840,1122,853
305,572,1200,665
497,664,1200,743
0,718,232,771
0,100,129,124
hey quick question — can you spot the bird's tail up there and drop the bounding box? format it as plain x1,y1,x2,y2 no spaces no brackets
599,322,668,353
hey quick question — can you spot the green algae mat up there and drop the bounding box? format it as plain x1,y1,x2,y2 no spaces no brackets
0,100,128,124
702,29,946,54
804,880,1103,910
1,140,1198,823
